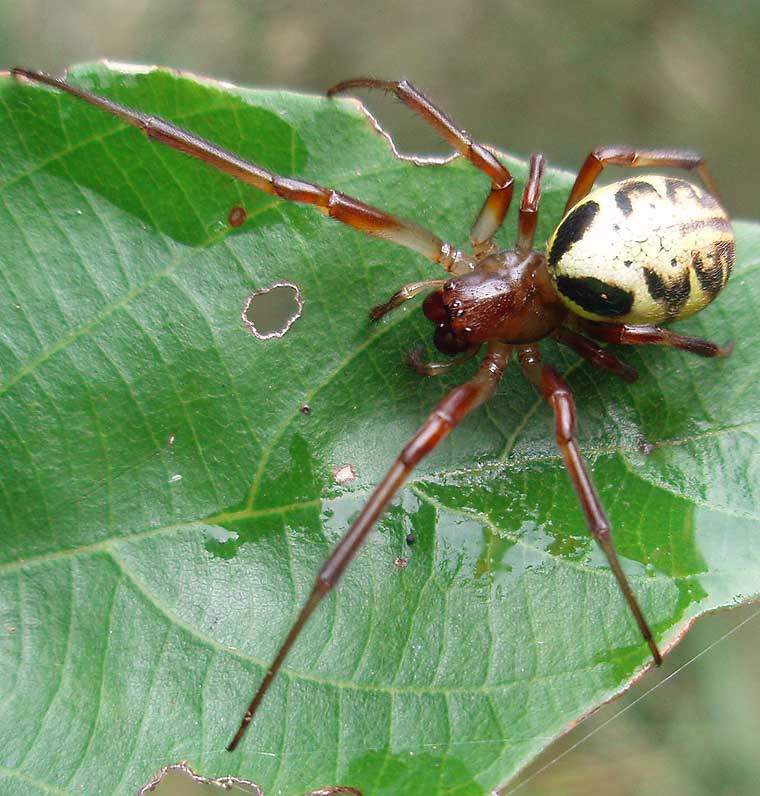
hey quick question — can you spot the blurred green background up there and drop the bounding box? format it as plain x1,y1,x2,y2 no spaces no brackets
3,1,759,794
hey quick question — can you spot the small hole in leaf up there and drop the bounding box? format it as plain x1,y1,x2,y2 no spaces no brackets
333,463,356,485
242,282,302,340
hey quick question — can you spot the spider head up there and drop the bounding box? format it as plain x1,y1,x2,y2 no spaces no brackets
422,289,473,355
422,250,567,351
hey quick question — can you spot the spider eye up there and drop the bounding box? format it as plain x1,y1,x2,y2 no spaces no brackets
422,290,448,324
433,323,469,355
424,288,470,355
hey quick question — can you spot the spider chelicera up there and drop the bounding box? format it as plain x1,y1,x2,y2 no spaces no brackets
12,69,735,752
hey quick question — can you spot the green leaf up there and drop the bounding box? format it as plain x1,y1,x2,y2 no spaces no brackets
1,63,758,796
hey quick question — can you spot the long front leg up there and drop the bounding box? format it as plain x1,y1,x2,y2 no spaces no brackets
517,344,662,666
328,78,514,255
12,68,475,275
564,146,721,212
228,342,511,751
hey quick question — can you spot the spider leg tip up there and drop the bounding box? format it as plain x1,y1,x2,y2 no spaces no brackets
325,78,354,98
718,339,735,357
407,344,426,370
369,303,387,322
623,368,639,383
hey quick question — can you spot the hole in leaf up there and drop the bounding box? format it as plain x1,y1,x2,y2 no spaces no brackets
242,282,303,340
139,763,363,796
138,762,262,795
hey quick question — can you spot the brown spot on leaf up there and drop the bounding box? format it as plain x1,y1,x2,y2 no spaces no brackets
228,206,247,227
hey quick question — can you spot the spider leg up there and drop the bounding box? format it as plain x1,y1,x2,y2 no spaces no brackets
564,146,722,213
227,341,511,751
552,326,639,383
516,154,545,253
407,343,481,376
327,78,514,256
517,344,662,666
579,320,734,358
370,279,445,321
12,68,475,275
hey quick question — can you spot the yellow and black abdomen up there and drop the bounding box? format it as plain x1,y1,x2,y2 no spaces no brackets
546,176,734,325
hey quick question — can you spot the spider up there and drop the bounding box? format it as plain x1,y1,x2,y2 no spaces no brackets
12,69,735,753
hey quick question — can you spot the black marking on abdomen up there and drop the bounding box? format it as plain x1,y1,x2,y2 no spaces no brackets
692,249,725,297
549,201,600,268
644,266,691,317
715,239,736,280
615,180,660,216
556,275,633,318
664,177,717,208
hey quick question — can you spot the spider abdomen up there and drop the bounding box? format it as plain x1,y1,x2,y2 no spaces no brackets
546,175,735,324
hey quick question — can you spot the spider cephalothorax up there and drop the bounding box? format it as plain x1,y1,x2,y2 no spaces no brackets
423,248,568,355
11,69,735,752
